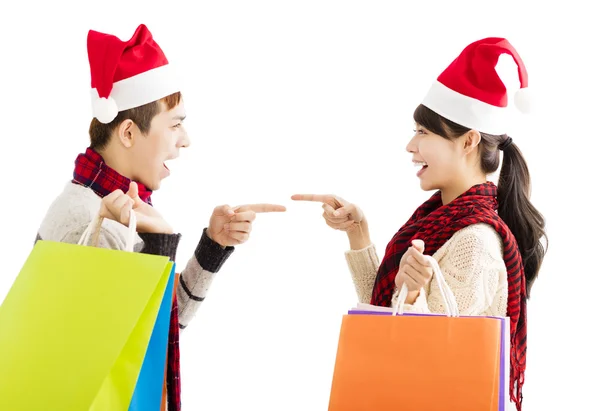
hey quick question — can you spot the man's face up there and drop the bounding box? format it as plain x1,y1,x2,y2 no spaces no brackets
129,101,189,190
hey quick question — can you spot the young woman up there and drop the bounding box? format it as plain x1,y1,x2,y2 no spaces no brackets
293,37,547,410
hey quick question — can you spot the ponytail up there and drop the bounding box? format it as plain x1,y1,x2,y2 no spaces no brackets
497,139,548,297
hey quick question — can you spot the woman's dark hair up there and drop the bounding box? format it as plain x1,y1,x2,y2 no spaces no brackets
413,104,547,297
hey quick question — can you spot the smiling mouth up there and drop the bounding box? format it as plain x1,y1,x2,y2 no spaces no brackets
414,161,428,176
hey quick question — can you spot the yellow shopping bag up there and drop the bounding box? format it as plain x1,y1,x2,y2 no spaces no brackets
0,212,173,411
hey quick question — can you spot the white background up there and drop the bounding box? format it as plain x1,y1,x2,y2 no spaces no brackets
1,1,598,409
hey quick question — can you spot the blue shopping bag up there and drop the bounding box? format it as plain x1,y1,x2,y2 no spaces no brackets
128,263,176,411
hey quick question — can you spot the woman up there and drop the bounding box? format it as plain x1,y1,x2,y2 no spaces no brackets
293,37,547,410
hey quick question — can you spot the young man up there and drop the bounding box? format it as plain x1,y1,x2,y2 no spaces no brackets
35,24,285,410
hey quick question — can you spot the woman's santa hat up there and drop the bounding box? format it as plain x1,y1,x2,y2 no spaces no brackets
87,24,180,124
421,37,531,135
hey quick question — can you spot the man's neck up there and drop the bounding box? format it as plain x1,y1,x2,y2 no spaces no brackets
96,145,133,180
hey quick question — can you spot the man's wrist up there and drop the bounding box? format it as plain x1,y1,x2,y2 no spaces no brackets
138,222,174,235
195,228,235,272
206,226,226,249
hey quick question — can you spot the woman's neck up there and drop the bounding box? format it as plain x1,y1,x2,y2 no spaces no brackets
441,175,487,205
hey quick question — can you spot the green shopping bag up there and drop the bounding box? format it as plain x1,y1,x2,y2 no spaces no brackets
0,211,173,411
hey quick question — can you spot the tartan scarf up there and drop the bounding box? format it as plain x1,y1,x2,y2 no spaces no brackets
370,182,527,410
72,147,182,411
72,147,153,205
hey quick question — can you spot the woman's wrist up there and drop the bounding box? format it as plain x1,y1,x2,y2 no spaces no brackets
347,219,371,250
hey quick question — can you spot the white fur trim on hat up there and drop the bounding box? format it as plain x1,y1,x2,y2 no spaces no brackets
421,81,510,135
90,64,180,122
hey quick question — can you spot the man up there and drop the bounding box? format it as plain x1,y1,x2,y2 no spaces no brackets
36,24,285,410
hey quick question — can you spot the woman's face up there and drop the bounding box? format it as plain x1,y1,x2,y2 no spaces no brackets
405,124,466,192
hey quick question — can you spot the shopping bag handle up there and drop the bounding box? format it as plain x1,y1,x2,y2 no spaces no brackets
77,209,138,252
392,255,459,317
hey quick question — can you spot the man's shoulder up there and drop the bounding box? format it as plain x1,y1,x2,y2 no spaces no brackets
38,182,143,249
38,182,103,241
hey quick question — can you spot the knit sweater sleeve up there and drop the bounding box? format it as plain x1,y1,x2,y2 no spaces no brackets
402,223,508,316
344,244,380,304
174,228,234,329
344,244,428,311
344,224,508,317
139,229,234,329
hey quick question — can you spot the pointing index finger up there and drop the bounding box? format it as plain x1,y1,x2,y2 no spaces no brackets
291,194,347,209
291,194,332,202
235,204,287,213
291,194,346,205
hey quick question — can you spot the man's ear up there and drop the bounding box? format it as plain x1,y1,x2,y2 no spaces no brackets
463,129,481,154
116,119,136,148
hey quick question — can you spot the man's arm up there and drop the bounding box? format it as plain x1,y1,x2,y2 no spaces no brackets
169,228,234,329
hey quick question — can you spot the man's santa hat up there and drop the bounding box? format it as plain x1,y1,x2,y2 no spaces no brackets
421,37,531,135
87,24,179,124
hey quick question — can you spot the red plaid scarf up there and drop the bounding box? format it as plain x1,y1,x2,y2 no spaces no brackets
370,182,527,410
72,148,153,205
73,147,182,411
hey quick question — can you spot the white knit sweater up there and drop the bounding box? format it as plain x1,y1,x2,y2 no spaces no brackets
36,182,234,329
345,223,508,316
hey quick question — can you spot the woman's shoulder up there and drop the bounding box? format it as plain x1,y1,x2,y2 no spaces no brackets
452,223,502,245
433,223,504,262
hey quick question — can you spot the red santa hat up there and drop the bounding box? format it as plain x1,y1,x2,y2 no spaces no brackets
87,24,180,124
421,37,531,135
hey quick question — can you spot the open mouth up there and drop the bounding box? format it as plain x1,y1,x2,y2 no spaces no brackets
414,161,428,176
163,160,172,175
163,156,179,175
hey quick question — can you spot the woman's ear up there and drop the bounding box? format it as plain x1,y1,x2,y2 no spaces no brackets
463,130,481,154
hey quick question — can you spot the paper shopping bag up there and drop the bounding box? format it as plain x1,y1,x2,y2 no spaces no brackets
0,239,174,411
160,273,180,411
328,255,510,411
328,312,506,411
128,264,176,411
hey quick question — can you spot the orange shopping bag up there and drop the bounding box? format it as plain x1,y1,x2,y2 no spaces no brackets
328,256,509,411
